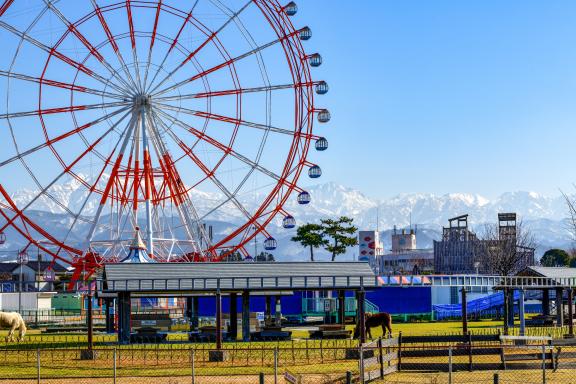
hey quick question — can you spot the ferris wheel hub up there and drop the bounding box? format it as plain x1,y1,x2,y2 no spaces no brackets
133,94,151,107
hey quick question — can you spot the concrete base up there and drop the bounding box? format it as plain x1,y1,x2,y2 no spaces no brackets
345,348,374,360
80,350,98,360
208,350,227,362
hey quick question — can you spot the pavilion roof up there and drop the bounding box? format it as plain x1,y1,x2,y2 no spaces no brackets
99,262,377,293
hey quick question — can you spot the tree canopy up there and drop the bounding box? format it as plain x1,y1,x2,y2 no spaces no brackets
540,249,570,267
291,223,327,261
320,216,358,261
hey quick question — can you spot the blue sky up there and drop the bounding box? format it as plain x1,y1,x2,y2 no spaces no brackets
298,0,576,199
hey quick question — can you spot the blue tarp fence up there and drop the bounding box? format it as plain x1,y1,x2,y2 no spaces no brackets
433,291,543,319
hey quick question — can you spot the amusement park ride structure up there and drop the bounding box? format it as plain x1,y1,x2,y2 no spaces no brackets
0,0,328,283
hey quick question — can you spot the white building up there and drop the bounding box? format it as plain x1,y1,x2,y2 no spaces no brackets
358,230,384,272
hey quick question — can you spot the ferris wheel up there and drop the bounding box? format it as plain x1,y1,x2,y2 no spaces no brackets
0,0,328,279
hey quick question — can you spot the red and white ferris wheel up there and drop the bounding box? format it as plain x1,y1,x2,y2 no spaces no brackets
0,0,328,280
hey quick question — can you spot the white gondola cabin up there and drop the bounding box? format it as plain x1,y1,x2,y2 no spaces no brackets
282,215,296,229
317,109,331,123
315,137,328,151
309,53,322,67
299,27,312,40
17,249,29,264
264,237,277,251
308,165,322,178
297,191,311,204
315,81,329,95
284,2,298,16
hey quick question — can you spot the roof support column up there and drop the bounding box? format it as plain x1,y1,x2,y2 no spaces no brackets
186,296,200,330
265,296,272,326
118,291,131,344
556,288,564,327
229,293,238,341
242,290,250,342
104,298,114,333
542,289,550,316
87,293,94,350
275,296,282,327
518,289,525,337
506,289,515,330
338,290,346,325
461,288,468,335
568,288,574,338
357,289,366,345
215,289,222,350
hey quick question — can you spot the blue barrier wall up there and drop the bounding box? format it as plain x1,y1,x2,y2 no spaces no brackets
197,295,302,316
366,287,432,314
196,288,432,316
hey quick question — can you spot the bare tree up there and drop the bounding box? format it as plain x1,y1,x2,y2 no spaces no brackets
479,220,536,276
562,189,576,244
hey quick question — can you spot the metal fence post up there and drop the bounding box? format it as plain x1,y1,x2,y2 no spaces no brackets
346,371,352,384
448,346,453,384
542,345,546,384
36,349,40,384
259,372,265,384
493,373,499,384
191,348,195,384
113,348,117,384
274,347,278,384
359,344,365,384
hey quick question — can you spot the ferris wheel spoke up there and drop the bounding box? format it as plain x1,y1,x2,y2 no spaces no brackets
141,0,164,91
0,106,131,167
0,0,14,17
89,0,140,93
152,31,295,97
0,70,126,100
41,0,136,93
154,107,286,184
85,112,139,244
154,82,313,102
0,20,129,95
0,109,133,234
148,0,252,95
145,109,211,250
0,100,131,120
154,102,296,136
144,1,200,93
125,0,143,93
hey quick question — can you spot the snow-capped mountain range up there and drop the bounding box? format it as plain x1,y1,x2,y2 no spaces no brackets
1,181,573,261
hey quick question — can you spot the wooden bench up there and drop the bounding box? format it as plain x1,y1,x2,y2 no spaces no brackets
308,325,350,339
130,327,167,343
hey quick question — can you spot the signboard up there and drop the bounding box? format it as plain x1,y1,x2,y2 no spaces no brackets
43,269,55,282
284,371,298,384
256,312,265,322
141,320,157,326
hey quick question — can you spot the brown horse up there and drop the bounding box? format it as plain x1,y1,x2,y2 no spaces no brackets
353,312,392,339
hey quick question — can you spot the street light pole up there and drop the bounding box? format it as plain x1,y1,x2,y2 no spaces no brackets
17,249,29,314
18,261,22,313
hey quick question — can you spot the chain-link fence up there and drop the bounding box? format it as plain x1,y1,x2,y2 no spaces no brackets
2,341,576,384
0,342,362,384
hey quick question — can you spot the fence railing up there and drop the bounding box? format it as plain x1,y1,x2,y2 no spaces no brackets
2,343,576,383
